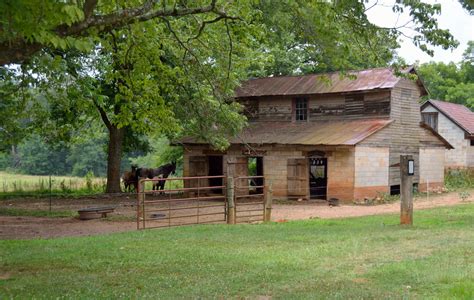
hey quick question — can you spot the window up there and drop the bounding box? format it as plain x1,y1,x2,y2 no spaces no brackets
422,112,438,131
294,98,308,121
471,139,474,146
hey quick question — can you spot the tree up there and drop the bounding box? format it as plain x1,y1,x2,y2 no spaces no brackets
1,1,461,193
418,41,474,109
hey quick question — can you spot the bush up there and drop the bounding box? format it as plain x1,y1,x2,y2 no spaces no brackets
445,169,474,190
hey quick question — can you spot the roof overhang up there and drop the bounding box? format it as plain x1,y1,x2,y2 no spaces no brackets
419,122,454,149
180,119,393,147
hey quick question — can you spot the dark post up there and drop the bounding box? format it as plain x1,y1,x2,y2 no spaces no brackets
49,175,52,213
400,155,414,225
226,177,235,224
264,180,273,222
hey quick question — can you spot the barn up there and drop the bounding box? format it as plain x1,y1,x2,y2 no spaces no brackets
180,67,452,202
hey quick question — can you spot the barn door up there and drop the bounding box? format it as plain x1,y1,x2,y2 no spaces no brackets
287,158,308,198
188,156,208,193
227,156,249,196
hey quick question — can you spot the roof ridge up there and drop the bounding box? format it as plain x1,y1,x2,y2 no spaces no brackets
246,66,398,81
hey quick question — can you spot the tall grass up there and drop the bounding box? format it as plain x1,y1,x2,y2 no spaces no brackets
0,172,106,199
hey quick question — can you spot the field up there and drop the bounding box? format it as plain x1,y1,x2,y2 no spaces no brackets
0,171,106,195
1,204,473,298
0,172,182,198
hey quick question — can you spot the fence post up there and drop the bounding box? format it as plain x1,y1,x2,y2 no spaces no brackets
226,177,235,224
137,180,145,230
400,155,413,225
264,180,273,222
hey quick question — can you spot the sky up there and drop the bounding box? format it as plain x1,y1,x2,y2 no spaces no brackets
366,0,474,64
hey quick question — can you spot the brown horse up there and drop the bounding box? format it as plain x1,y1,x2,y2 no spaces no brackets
122,165,138,192
136,161,176,192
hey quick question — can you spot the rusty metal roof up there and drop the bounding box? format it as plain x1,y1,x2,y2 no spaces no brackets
235,67,419,98
181,119,393,146
422,100,474,136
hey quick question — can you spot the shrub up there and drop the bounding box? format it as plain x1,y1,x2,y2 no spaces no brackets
445,169,474,190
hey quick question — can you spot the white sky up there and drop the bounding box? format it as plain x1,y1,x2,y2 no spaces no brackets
366,0,474,64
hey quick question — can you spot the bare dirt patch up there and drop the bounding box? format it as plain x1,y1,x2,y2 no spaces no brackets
272,190,473,221
0,190,472,239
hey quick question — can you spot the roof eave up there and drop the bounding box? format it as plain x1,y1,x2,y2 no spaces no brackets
419,122,454,149
423,100,473,135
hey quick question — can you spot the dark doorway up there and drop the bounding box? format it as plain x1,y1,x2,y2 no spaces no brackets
248,157,264,194
309,158,327,200
208,156,223,193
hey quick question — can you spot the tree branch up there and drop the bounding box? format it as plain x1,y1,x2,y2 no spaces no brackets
0,0,244,65
93,99,112,131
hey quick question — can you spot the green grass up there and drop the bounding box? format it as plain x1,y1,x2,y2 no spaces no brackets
0,207,76,218
1,204,473,299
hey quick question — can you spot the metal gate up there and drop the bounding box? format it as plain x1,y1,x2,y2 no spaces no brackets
234,176,266,223
137,176,227,229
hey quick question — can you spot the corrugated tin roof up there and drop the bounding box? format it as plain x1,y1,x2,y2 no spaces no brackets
423,100,474,135
236,67,419,98
181,119,393,146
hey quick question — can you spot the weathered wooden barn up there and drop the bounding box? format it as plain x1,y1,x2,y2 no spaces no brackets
421,99,474,169
181,67,453,202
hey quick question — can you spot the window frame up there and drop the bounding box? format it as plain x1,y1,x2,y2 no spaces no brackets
422,112,438,132
293,97,309,122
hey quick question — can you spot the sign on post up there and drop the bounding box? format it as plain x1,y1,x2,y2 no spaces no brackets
400,155,414,225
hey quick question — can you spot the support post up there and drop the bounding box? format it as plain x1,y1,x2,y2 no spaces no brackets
400,155,413,225
226,177,236,224
264,180,273,222
137,180,145,230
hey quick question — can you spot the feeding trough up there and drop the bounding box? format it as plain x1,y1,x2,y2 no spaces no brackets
78,206,116,220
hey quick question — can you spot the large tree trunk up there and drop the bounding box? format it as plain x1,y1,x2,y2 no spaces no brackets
106,125,125,193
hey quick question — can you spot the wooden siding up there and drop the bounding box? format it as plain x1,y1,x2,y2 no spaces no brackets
238,91,390,122
388,79,423,186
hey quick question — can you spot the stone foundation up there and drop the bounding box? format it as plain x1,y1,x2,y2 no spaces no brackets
354,186,390,200
418,182,444,192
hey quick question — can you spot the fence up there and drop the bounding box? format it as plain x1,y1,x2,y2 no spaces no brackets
137,175,272,229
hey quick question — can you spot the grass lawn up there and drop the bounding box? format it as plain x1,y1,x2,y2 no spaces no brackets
1,204,473,299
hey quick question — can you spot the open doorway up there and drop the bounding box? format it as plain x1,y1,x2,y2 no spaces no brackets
309,157,327,200
207,156,223,193
248,157,264,193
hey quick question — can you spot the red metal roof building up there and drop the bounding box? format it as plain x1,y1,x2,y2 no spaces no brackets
421,99,473,169
182,67,452,202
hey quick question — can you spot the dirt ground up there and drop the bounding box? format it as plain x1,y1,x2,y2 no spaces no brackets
0,190,472,239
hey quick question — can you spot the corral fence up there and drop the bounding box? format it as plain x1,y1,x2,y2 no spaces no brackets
136,175,272,229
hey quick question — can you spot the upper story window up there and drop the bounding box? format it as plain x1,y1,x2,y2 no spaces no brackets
471,139,474,146
294,98,308,121
422,112,438,132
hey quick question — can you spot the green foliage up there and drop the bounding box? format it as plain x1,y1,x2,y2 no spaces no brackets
16,135,70,175
84,171,94,191
0,0,461,192
130,135,183,174
459,191,471,201
418,41,474,109
0,205,473,298
445,169,474,190
0,152,10,170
